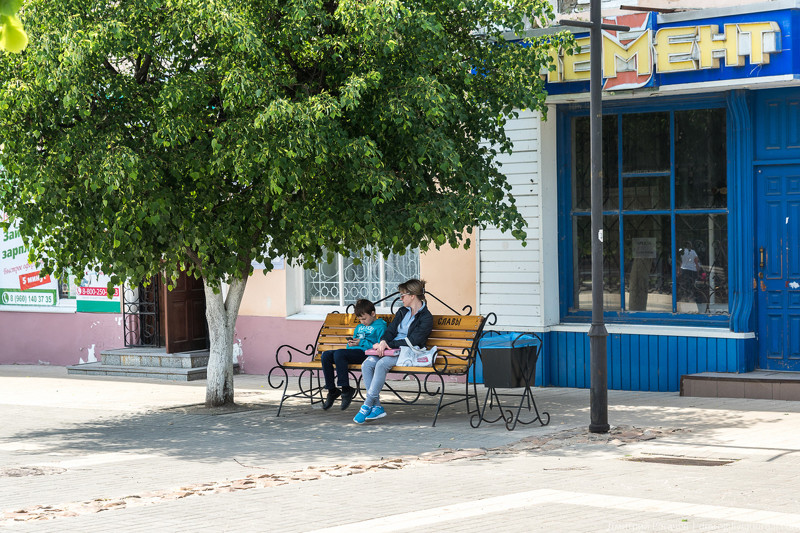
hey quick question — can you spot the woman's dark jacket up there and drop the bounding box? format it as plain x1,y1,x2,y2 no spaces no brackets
381,305,434,349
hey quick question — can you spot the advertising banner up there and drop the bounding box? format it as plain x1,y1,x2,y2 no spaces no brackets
1,213,58,308
1,212,121,312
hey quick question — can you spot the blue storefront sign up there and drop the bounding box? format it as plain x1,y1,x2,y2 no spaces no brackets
544,6,797,96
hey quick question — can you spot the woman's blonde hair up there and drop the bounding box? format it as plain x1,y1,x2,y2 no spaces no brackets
398,279,426,302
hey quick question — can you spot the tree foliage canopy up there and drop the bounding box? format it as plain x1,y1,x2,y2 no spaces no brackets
1,0,569,288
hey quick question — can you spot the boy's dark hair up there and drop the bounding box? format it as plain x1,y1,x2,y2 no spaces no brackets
353,299,376,316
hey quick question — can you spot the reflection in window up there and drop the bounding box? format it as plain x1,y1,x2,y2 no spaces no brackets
305,248,420,306
624,215,672,312
568,107,728,317
573,115,618,211
622,112,670,173
574,215,620,311
677,215,728,314
622,176,670,211
676,110,727,209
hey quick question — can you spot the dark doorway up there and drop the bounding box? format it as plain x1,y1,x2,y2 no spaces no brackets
161,271,209,353
122,277,161,348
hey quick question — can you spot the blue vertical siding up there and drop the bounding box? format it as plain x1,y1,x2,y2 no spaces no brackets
477,330,751,391
667,337,678,391
566,332,577,388
677,336,688,381
611,334,622,390
697,337,708,373
534,330,749,392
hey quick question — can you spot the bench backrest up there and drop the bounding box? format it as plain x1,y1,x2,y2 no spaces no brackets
314,313,487,371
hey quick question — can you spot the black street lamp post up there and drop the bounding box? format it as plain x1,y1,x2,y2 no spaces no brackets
562,1,629,434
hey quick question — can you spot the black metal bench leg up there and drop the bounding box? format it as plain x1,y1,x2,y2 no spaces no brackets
430,382,446,427
274,371,290,417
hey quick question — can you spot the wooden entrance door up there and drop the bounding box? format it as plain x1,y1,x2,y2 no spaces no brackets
161,271,208,353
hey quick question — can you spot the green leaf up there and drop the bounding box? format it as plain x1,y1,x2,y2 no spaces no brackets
0,0,23,17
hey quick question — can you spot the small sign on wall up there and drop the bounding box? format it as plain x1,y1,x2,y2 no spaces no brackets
76,271,121,313
632,238,657,259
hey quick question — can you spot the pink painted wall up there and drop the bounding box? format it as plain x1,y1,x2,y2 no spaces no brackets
0,312,124,366
0,311,322,374
234,315,466,383
0,311,469,384
234,316,322,375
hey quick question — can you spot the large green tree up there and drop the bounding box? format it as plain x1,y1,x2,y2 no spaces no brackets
0,0,569,406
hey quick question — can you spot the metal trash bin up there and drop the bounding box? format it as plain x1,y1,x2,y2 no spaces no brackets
479,333,540,388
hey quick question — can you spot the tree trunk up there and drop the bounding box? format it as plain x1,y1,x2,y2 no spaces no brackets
203,275,247,407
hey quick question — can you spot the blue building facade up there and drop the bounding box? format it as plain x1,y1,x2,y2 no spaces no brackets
480,2,800,391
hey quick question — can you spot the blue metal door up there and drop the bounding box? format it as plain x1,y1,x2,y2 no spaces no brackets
757,165,800,370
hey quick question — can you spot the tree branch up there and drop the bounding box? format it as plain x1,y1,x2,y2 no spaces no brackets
103,58,119,75
184,246,203,272
135,54,152,84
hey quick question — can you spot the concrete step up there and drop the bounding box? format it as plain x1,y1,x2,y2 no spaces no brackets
680,371,800,401
100,348,209,369
66,362,240,381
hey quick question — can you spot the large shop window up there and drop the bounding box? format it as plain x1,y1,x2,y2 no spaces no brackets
567,107,728,319
304,248,420,307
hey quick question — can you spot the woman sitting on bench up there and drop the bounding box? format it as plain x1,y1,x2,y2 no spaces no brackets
354,279,433,424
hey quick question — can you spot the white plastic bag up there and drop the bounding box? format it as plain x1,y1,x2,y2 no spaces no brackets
396,338,437,367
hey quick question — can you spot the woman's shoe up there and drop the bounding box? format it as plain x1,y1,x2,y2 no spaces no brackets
365,405,386,420
353,404,371,424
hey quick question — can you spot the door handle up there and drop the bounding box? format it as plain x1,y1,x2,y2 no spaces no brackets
760,247,766,268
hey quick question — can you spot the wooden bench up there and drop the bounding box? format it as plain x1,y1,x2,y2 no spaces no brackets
267,309,493,426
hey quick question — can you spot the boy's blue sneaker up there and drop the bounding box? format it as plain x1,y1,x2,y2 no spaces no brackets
366,405,386,420
353,404,371,424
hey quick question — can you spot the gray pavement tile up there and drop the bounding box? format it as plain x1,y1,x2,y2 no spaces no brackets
3,366,800,532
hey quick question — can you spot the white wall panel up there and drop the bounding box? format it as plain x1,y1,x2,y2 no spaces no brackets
481,304,541,318
481,271,540,284
496,151,542,165
481,260,538,273
480,227,541,241
480,249,540,262
481,282,542,295
480,293,541,306
497,159,541,174
505,128,539,142
479,108,559,331
479,239,540,252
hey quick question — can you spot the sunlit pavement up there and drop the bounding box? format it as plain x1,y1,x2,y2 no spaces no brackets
2,365,800,532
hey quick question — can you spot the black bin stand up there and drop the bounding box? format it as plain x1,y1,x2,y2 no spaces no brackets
471,332,550,430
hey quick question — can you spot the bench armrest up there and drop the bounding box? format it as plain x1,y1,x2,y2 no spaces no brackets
432,347,472,373
274,343,316,366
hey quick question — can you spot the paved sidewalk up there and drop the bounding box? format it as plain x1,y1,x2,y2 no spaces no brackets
2,365,800,532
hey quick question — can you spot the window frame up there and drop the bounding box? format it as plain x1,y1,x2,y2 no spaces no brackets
301,248,420,314
557,95,731,326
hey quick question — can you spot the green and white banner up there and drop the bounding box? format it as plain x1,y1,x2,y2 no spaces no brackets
76,272,121,313
1,212,120,312
1,213,58,307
